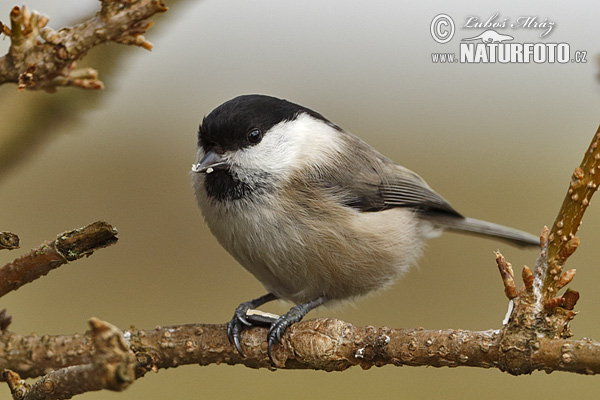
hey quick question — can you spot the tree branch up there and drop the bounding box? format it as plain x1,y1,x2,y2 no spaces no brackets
3,319,135,400
0,0,167,91
539,125,600,299
1,318,599,386
482,124,600,375
0,221,118,297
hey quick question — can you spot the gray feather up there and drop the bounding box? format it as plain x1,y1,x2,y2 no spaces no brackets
425,214,540,248
318,129,539,248
380,180,462,216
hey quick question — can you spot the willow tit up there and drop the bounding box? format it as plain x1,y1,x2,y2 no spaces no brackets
192,94,538,360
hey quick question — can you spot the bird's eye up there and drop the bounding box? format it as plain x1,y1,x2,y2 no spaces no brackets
202,139,217,149
247,129,262,144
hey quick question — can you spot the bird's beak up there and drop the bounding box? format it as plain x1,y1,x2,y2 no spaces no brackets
191,149,228,174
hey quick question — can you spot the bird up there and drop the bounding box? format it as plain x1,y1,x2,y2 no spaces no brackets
191,94,539,361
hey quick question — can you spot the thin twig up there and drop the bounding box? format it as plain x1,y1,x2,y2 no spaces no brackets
540,124,600,299
0,221,118,298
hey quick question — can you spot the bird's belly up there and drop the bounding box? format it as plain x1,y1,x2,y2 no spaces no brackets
203,198,425,304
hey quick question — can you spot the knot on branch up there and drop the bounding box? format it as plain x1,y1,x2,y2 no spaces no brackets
0,233,20,250
89,318,135,391
498,328,536,375
2,319,135,399
280,319,360,370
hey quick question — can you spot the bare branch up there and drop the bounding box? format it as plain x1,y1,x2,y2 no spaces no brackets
487,125,600,376
3,319,135,400
1,318,599,389
0,0,167,91
0,221,118,298
539,124,600,299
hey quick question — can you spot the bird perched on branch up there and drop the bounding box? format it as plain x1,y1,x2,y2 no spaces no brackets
192,94,538,361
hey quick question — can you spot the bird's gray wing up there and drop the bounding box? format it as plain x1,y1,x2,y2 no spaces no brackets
314,144,462,217
338,176,462,217
377,179,462,216
310,129,462,217
309,131,539,247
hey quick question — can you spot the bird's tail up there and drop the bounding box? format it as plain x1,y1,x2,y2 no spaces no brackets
431,215,540,248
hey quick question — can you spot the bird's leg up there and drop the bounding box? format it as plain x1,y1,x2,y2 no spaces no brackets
267,296,329,362
227,292,278,357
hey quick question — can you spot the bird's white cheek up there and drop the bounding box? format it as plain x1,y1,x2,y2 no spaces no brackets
226,141,297,181
228,115,346,180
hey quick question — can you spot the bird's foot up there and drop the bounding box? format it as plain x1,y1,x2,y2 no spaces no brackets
226,293,277,357
266,306,307,361
226,301,254,357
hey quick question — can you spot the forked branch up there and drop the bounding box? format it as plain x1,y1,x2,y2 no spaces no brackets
0,0,167,91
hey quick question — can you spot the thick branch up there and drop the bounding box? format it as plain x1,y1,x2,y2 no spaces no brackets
1,319,599,382
0,0,167,91
0,221,118,297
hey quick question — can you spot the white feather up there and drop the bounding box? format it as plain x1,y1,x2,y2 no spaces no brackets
224,113,344,182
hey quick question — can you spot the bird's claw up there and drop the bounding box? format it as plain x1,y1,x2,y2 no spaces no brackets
266,308,305,362
226,301,255,357
226,294,326,364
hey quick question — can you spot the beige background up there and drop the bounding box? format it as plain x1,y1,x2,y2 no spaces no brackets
1,0,600,398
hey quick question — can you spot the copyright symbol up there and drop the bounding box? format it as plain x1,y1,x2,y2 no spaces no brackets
430,14,454,44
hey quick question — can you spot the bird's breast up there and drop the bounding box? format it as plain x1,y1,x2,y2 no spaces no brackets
195,177,426,304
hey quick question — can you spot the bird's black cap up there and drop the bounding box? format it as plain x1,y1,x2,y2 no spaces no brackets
198,94,334,151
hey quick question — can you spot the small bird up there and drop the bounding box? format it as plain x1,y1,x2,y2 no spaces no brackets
191,94,538,360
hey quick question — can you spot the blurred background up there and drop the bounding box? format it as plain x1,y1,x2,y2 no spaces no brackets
1,0,599,398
